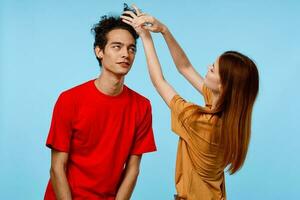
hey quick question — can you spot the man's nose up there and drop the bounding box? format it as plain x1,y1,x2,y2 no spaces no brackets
121,48,129,58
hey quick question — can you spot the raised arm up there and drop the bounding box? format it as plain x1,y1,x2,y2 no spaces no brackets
122,6,205,94
121,11,177,107
160,27,205,94
140,32,178,106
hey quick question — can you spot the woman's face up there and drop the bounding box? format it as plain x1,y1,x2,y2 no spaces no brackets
204,57,222,93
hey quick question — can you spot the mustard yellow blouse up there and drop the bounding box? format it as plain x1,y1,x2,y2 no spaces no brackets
170,85,226,200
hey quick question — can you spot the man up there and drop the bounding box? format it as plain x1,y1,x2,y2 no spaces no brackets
44,15,156,200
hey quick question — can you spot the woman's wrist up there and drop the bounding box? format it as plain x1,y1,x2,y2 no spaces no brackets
139,31,151,39
161,25,169,35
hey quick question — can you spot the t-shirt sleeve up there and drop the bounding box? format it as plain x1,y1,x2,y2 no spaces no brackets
130,101,157,155
46,92,74,152
170,95,195,141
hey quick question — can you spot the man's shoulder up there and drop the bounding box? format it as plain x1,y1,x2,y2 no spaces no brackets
61,79,93,95
126,86,151,105
56,79,93,103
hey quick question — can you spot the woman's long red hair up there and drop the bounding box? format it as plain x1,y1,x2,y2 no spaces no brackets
180,51,259,174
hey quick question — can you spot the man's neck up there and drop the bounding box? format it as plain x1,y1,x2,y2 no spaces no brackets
95,69,125,96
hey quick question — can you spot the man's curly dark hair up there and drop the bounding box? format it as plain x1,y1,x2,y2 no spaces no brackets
91,15,139,66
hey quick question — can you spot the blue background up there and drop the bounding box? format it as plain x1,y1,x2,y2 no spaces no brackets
1,0,300,199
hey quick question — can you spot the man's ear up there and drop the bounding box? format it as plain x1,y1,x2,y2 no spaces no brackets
94,46,104,59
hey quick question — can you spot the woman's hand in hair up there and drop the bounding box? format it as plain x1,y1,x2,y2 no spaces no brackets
133,4,167,34
121,5,167,35
121,9,149,37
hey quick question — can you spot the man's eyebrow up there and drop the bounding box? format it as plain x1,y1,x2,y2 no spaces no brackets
212,63,215,67
109,42,123,45
109,42,136,48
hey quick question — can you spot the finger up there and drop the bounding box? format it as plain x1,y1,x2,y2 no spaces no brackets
120,15,134,22
136,16,153,27
122,11,137,19
135,16,150,24
142,25,154,31
138,12,149,17
138,15,153,23
143,22,153,27
134,17,146,26
121,19,133,26
132,4,142,16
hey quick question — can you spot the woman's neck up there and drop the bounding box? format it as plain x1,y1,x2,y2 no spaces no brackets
211,91,220,109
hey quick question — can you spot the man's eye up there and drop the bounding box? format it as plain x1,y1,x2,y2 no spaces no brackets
129,48,136,53
113,45,121,49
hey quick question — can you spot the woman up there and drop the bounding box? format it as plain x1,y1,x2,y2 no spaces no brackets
121,5,259,200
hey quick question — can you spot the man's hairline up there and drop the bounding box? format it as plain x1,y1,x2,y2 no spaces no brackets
95,27,137,52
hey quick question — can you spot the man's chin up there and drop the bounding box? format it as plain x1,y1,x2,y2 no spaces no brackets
105,67,131,77
114,69,130,77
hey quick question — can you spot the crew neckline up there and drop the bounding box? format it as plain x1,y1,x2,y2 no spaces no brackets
91,79,128,99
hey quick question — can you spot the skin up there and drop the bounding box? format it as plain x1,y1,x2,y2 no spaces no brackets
205,61,221,92
50,28,141,200
94,29,137,96
121,6,222,109
50,151,71,200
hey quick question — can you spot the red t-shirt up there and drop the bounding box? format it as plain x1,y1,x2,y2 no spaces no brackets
44,79,157,200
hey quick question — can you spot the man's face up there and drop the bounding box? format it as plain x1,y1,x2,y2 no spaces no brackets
96,29,136,76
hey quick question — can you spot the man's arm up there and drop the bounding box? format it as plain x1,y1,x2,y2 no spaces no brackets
50,150,72,200
115,155,142,200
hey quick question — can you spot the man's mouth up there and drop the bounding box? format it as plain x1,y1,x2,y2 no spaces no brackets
117,62,130,68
